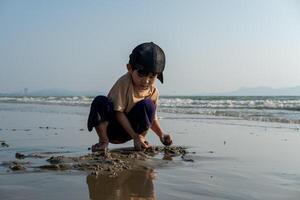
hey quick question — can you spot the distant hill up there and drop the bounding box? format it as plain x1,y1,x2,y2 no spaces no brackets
1,86,300,96
224,86,300,96
29,89,103,96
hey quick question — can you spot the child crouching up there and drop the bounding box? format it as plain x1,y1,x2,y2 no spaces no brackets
87,42,172,152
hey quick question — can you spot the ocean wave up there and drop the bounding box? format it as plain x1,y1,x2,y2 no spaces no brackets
1,96,300,124
1,96,300,110
159,107,300,124
0,96,92,106
159,97,300,111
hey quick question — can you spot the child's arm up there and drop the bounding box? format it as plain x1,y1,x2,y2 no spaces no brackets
151,119,164,140
115,111,149,149
151,119,173,146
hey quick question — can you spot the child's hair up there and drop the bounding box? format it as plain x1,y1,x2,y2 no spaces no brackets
129,42,165,83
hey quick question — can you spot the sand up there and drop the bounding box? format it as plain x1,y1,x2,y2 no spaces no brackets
7,146,190,178
0,103,300,200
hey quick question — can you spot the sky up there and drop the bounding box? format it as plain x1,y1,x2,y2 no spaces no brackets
0,0,300,95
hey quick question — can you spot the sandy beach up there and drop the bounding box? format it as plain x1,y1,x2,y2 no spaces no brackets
1,102,300,200
2,0,300,199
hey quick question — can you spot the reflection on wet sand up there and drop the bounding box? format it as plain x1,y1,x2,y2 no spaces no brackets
87,168,156,200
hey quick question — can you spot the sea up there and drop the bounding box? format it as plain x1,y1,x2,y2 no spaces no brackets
1,95,300,199
0,95,299,125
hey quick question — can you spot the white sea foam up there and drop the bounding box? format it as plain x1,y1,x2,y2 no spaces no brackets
158,96,300,124
1,96,300,124
159,97,300,110
0,96,92,106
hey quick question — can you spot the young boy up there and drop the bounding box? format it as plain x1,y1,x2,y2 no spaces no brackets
87,42,172,152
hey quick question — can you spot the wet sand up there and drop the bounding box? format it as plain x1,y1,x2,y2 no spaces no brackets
1,103,300,199
6,146,190,176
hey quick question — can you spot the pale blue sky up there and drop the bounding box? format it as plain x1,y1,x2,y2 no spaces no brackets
1,0,300,95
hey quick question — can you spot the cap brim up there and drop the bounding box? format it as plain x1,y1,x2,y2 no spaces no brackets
157,73,163,84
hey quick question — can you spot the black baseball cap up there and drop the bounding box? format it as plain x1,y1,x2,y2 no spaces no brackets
129,42,165,83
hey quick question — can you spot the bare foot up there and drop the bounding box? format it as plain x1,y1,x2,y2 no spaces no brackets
91,142,108,153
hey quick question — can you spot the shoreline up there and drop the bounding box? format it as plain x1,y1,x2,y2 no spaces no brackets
1,103,300,199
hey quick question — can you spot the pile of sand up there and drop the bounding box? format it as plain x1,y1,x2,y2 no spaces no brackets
5,146,194,178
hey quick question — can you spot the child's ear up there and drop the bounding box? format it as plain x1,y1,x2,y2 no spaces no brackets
127,64,133,73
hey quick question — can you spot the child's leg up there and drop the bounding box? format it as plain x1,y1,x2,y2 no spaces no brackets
127,99,156,149
104,99,156,147
87,95,113,151
94,121,109,150
127,98,156,134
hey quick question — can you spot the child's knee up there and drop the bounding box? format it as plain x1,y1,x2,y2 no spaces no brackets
91,95,110,107
136,99,155,112
88,96,113,131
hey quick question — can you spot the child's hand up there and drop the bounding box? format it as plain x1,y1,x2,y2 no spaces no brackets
160,134,173,146
134,135,150,151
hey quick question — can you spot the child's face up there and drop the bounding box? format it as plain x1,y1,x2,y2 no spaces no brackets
127,64,158,92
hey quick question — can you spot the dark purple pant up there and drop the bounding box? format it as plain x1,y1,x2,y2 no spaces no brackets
87,96,156,143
